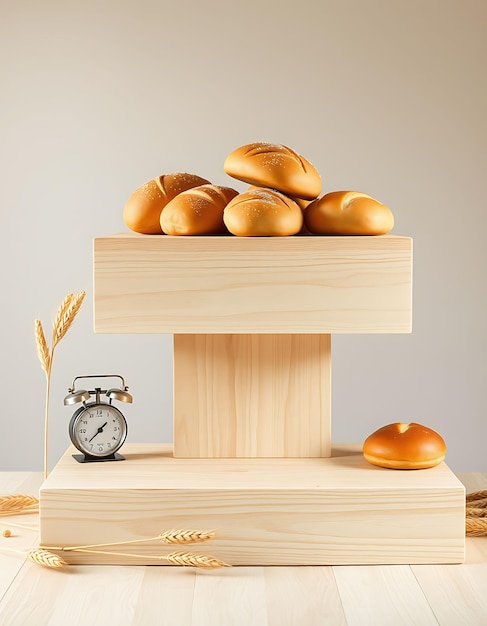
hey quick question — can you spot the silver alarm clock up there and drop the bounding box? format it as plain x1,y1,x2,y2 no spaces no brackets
64,375,132,463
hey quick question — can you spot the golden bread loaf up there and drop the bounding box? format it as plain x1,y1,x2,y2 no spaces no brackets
304,191,394,235
124,173,210,234
224,142,322,200
160,184,238,235
363,423,446,470
223,187,303,236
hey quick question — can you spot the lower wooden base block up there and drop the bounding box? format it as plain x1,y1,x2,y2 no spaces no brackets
40,443,465,566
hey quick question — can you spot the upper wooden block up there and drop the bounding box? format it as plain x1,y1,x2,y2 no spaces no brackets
93,233,412,334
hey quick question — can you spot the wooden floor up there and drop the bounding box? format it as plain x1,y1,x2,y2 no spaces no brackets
1,471,486,625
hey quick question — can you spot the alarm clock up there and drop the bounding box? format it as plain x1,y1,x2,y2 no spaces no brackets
64,375,132,463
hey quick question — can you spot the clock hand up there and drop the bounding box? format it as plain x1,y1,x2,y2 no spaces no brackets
89,422,108,443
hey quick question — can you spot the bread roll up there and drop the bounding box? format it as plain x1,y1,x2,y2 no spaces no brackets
224,142,322,200
223,187,303,236
248,185,311,210
160,184,238,235
363,423,446,470
247,185,310,234
124,173,210,234
305,191,394,235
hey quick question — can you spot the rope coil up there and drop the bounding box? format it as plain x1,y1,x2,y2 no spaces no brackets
466,491,487,537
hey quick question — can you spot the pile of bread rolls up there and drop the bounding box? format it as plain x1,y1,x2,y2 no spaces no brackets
123,142,395,237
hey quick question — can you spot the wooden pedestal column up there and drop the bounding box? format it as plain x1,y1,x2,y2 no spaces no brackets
173,334,331,458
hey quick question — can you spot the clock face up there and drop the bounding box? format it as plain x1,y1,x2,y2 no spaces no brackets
70,403,127,457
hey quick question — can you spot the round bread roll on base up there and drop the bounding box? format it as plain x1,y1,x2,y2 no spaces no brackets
305,190,394,235
363,422,446,470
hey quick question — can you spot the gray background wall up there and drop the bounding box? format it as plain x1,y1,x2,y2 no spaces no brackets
1,0,486,472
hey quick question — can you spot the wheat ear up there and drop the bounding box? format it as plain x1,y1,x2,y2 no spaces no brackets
34,321,50,376
0,495,39,512
52,291,85,348
158,529,215,544
27,549,67,569
51,293,74,336
166,552,230,569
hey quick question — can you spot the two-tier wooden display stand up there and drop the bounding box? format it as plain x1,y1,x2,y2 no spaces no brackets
39,234,465,565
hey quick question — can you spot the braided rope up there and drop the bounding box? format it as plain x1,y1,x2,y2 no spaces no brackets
466,491,487,536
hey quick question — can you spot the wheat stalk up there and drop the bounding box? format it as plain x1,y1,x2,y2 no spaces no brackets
27,549,67,569
44,529,216,552
44,547,229,568
36,290,86,477
0,495,39,512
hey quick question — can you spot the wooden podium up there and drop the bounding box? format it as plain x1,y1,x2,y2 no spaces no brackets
39,234,466,565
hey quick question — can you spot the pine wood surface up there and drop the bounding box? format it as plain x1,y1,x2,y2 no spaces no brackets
173,334,331,458
93,234,412,334
1,471,486,624
39,444,465,566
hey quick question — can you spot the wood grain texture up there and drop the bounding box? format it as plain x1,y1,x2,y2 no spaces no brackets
265,566,347,626
173,334,331,458
39,444,465,566
333,565,437,625
2,471,487,624
192,567,267,626
93,234,412,334
0,472,42,601
0,563,144,626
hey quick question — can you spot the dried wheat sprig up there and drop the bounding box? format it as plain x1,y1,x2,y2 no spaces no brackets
52,291,85,348
34,320,50,376
0,495,39,512
43,529,216,552
36,290,86,477
0,547,67,569
27,549,67,569
166,551,229,569
39,545,229,568
158,529,215,544
64,548,229,568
